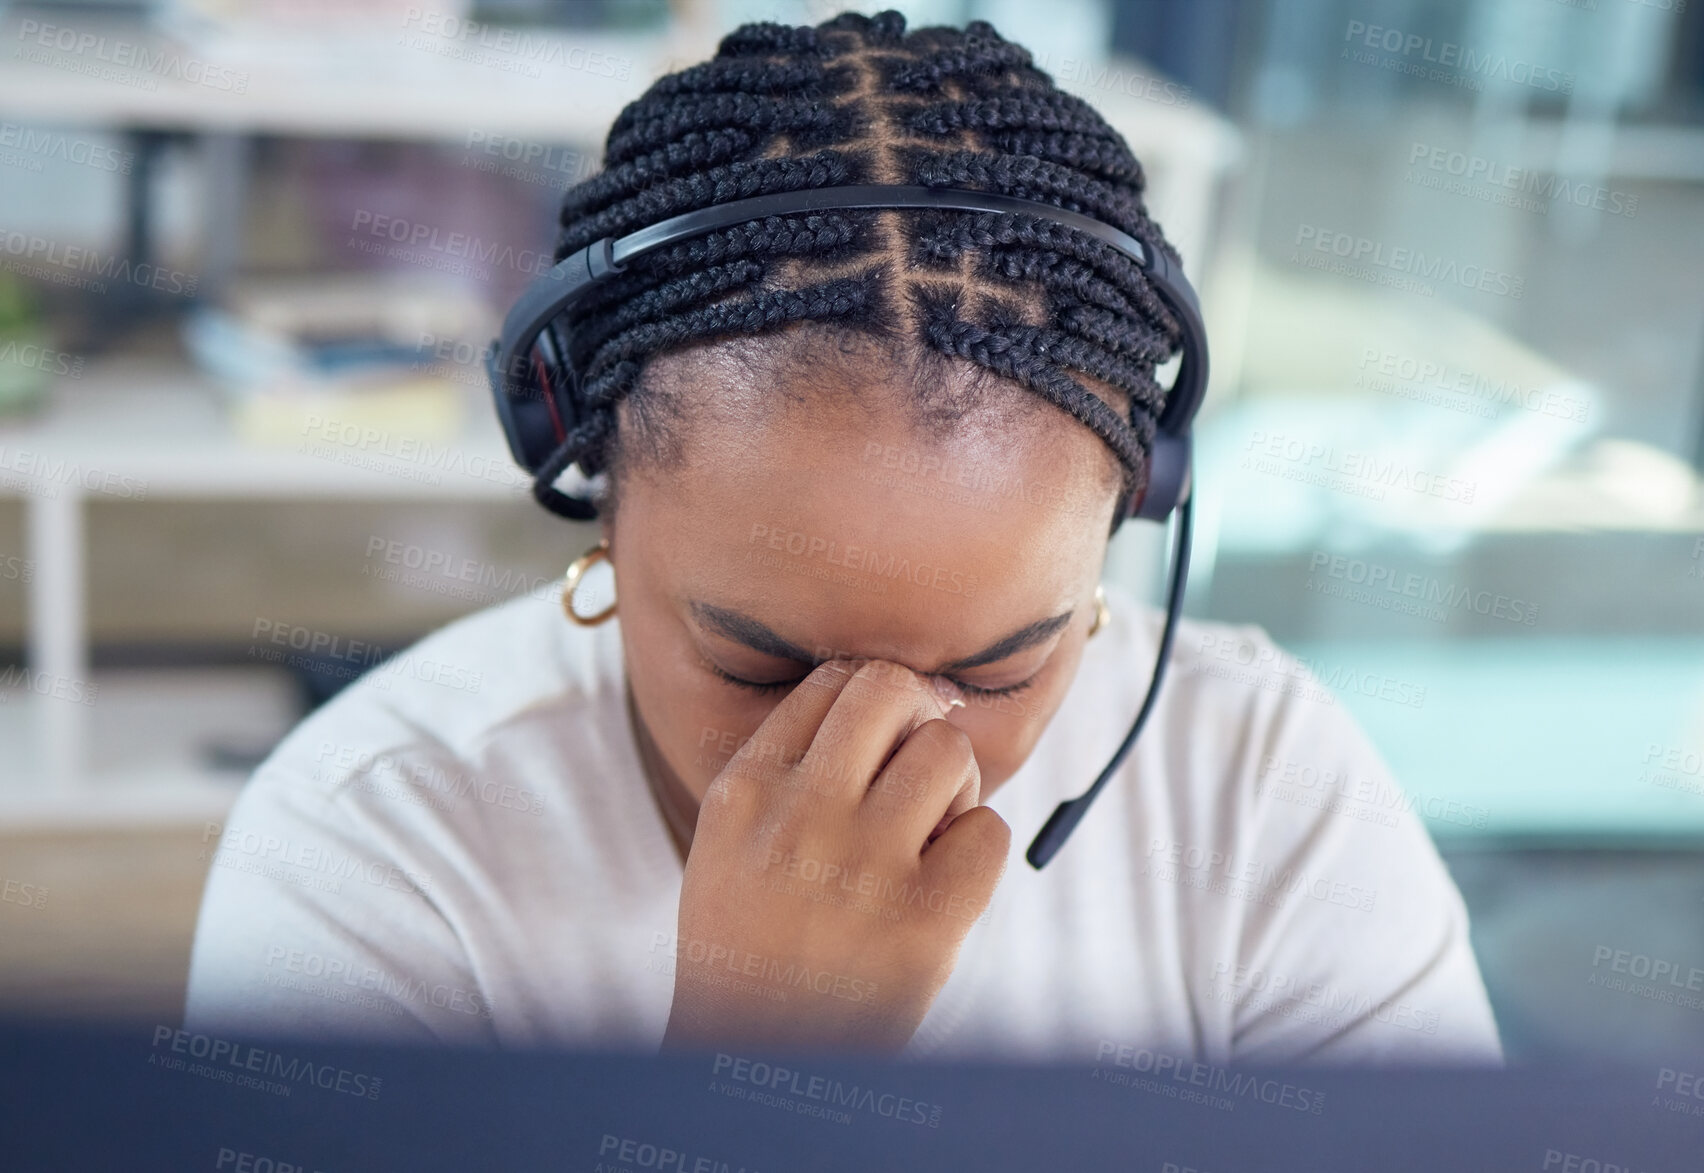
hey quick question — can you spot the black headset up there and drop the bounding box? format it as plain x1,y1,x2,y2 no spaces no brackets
486,184,1207,868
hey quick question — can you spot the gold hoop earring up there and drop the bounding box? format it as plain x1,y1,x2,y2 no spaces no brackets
562,539,616,627
1088,584,1110,639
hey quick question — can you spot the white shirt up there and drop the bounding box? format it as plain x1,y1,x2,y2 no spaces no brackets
185,583,1502,1067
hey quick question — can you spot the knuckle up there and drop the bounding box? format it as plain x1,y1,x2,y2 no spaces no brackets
868,762,928,808
914,717,975,765
705,770,759,818
946,809,1010,866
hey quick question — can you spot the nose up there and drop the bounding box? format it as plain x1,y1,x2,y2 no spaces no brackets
829,657,965,713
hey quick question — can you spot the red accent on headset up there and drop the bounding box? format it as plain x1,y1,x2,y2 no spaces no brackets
532,350,567,444
1128,464,1150,517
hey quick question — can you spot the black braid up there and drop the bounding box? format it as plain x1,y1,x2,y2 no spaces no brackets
559,151,863,254
548,9,1186,526
716,21,827,59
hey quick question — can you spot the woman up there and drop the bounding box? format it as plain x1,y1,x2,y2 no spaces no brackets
186,10,1501,1066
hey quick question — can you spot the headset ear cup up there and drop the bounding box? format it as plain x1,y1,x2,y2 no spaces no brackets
489,337,559,474
1132,431,1191,521
542,317,581,438
487,318,584,476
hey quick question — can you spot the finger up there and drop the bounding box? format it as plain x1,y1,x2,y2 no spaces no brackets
798,660,953,803
920,805,1011,920
717,659,856,793
864,717,980,849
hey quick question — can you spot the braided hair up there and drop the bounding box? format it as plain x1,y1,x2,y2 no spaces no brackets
546,9,1185,530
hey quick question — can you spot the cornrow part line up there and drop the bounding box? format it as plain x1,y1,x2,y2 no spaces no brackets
898,208,1173,334
896,209,1140,321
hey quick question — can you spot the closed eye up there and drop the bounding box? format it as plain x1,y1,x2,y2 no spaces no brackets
707,662,1037,698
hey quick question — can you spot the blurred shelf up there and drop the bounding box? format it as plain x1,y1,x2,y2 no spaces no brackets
0,356,530,500
0,357,537,802
0,783,237,829
0,666,294,826
0,12,667,142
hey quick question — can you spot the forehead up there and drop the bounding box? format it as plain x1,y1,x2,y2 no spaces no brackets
616,337,1119,662
632,328,1128,492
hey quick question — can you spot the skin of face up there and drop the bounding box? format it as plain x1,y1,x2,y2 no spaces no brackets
603,329,1129,853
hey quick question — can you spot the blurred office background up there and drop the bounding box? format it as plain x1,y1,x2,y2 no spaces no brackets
0,0,1700,1065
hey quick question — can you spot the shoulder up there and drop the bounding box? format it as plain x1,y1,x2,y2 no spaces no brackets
1080,587,1499,1063
212,590,630,875
264,589,617,785
188,592,631,1041
1083,582,1429,879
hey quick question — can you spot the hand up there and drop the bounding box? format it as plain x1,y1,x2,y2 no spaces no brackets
661,659,1011,1053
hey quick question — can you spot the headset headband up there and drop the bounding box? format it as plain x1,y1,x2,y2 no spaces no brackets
486,184,1208,521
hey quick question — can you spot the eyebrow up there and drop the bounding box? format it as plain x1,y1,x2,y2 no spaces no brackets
688,601,1074,676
